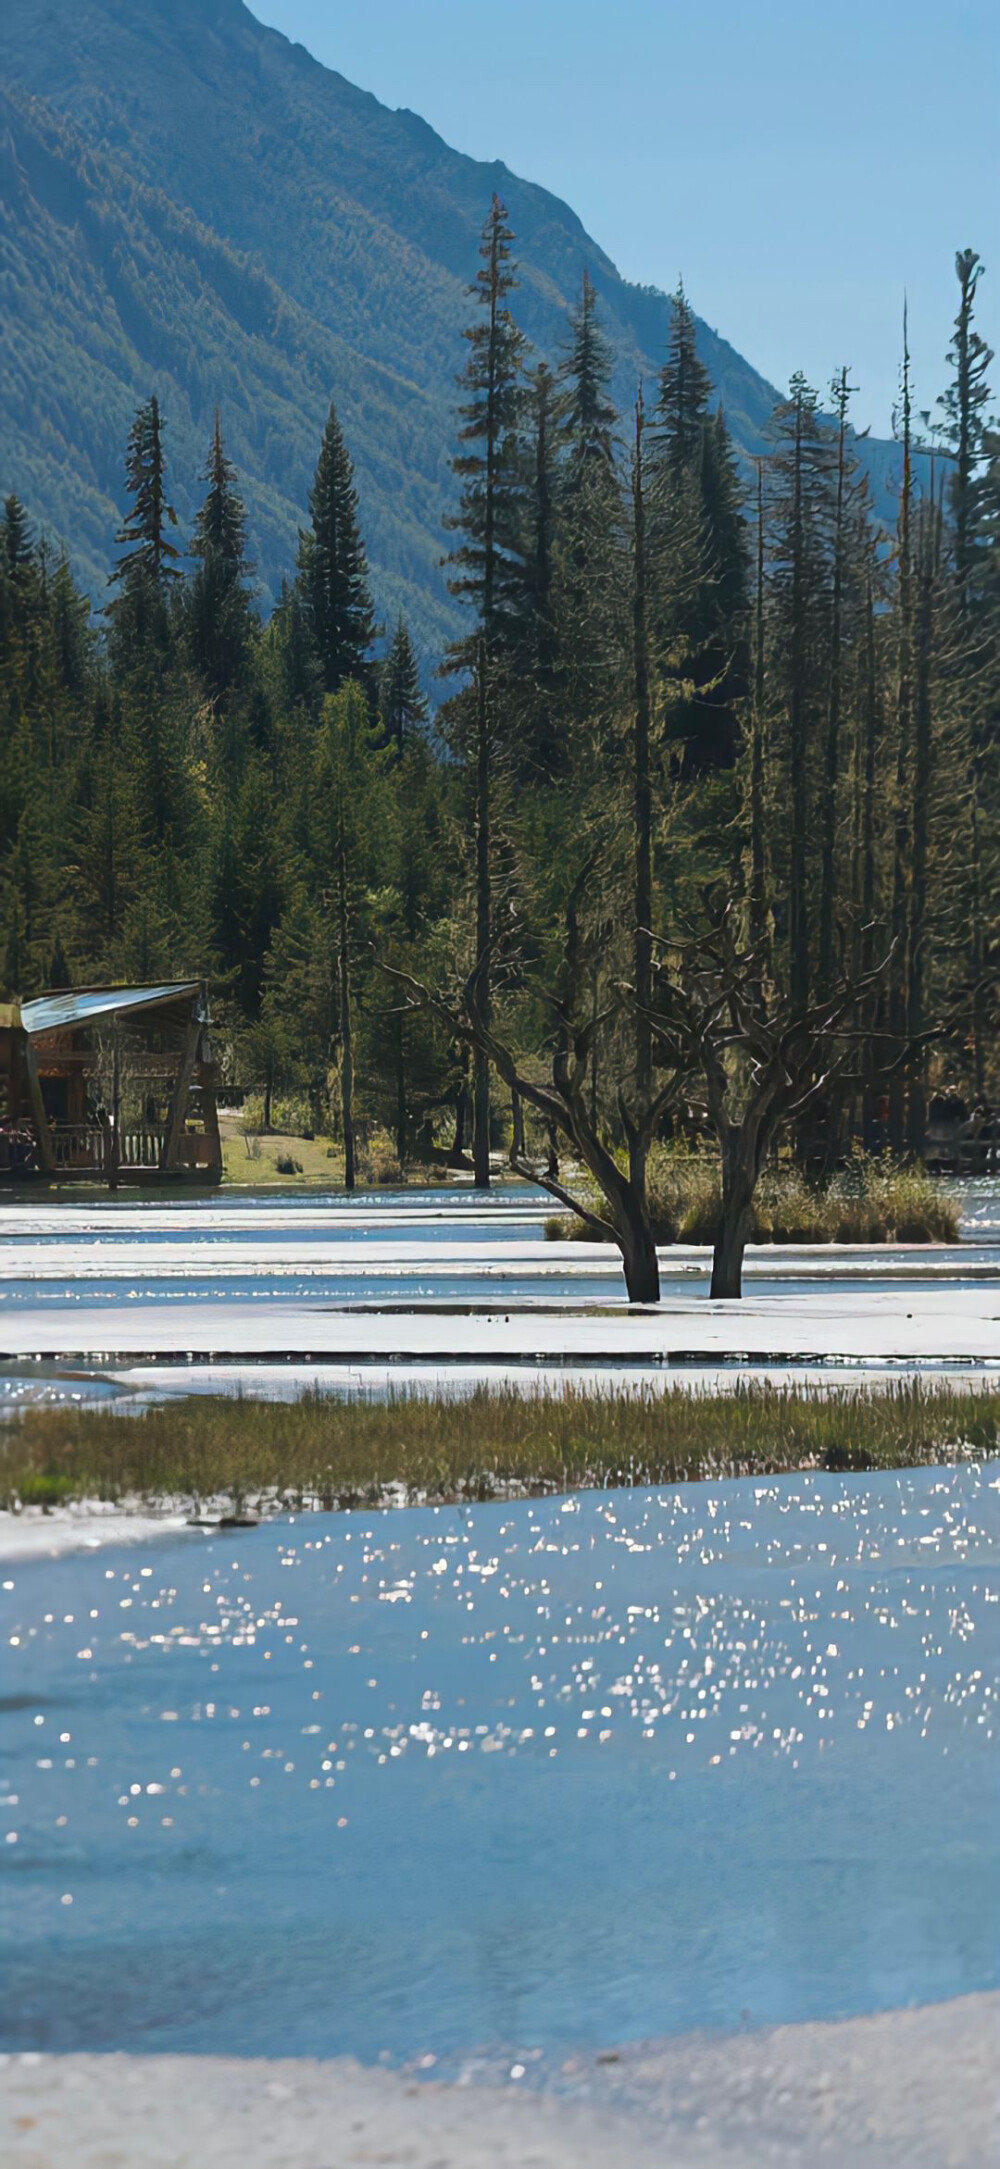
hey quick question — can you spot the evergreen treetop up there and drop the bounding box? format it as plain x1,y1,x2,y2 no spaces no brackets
938,250,994,611
445,194,528,665
559,270,617,471
298,397,375,695
111,395,181,591
193,410,251,574
379,616,428,753
654,282,714,477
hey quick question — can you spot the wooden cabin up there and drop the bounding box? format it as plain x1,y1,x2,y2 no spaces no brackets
0,982,222,1186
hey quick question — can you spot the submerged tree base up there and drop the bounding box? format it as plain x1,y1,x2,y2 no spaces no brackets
1,1380,995,1516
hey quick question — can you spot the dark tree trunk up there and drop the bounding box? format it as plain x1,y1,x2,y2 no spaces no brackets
860,569,880,1149
906,515,936,1154
394,1014,407,1169
632,395,653,1104
888,316,913,1157
818,371,849,995
970,768,986,1100
473,641,491,1188
710,1127,761,1299
789,386,811,1013
449,1077,470,1166
748,460,768,957
510,1085,525,1165
337,818,355,1192
618,1204,661,1304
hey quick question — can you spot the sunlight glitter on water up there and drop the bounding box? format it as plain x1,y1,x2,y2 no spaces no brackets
2,1460,999,2064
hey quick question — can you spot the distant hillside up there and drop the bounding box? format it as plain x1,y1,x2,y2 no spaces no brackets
2,0,903,657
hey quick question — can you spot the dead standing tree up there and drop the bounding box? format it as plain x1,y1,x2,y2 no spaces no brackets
632,904,890,1298
385,860,687,1303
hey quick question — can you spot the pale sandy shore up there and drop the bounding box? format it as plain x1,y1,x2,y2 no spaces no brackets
0,1500,191,1561
2,1995,998,2168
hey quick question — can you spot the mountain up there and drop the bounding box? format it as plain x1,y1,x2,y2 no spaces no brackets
1,0,902,658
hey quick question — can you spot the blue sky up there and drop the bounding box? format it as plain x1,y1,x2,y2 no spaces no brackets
251,0,998,440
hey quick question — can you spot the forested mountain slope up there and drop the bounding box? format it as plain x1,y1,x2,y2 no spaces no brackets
2,0,902,649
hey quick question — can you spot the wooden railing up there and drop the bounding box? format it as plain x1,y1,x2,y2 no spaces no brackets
50,1125,107,1172
119,1129,168,1169
40,1125,215,1178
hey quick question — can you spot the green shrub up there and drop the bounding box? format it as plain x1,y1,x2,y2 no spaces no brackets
241,1093,315,1138
12,1471,77,1508
548,1147,960,1247
358,1126,404,1186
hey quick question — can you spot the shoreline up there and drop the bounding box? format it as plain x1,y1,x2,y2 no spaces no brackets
2,1992,998,2166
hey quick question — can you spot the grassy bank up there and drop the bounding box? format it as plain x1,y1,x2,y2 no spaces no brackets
548,1151,961,1247
1,1381,995,1516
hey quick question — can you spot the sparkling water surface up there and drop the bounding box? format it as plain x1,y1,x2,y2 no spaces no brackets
2,1461,998,2064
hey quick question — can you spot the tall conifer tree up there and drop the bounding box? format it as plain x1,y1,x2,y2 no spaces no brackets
554,272,624,745
111,397,180,593
379,617,427,753
298,399,375,695
767,371,836,1006
188,411,256,699
444,194,527,670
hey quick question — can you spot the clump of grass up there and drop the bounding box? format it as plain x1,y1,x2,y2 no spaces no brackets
549,1148,960,1247
274,1152,304,1176
0,1380,993,1517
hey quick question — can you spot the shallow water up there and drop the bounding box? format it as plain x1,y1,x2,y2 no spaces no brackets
2,1462,998,2064
2,1177,999,1405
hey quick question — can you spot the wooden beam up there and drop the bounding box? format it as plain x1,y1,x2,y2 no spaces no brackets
160,1015,202,1172
200,1074,223,1181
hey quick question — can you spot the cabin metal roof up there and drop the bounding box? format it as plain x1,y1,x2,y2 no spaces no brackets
20,983,202,1038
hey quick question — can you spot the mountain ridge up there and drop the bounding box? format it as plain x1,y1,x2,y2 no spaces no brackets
1,0,902,657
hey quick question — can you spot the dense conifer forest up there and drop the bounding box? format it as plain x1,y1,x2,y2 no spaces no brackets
3,209,998,1270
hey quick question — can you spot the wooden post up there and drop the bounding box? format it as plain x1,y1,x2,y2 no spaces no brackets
109,1032,121,1190
161,1013,202,1173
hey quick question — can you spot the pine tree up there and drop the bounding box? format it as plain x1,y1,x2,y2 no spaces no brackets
2,496,36,599
194,410,249,569
110,397,181,593
887,316,915,1147
554,273,624,745
559,270,617,470
649,284,746,774
49,555,93,700
443,195,529,1185
47,930,71,990
297,398,375,696
767,372,836,1007
938,250,993,615
519,360,563,776
187,411,256,699
444,194,528,669
654,283,713,473
691,404,749,769
817,368,868,993
379,617,428,754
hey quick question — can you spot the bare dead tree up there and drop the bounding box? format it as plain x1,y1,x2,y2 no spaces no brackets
630,899,891,1298
384,857,686,1303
